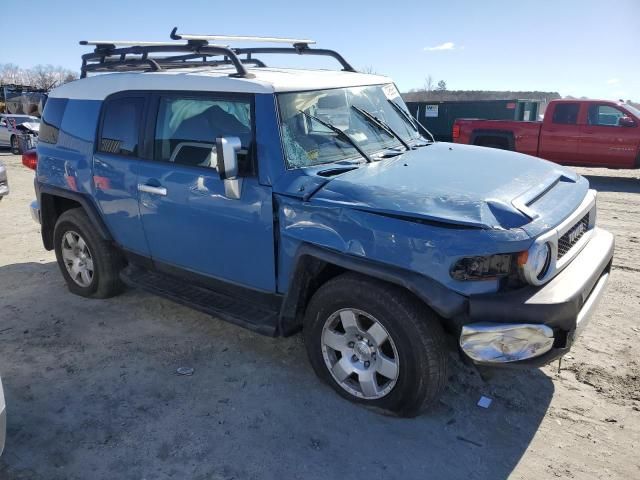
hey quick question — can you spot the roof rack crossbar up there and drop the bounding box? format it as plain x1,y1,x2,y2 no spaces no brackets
82,57,267,75
233,47,355,72
170,27,315,46
80,44,252,78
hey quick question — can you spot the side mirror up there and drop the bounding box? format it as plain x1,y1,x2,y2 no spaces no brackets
619,116,636,127
216,136,242,179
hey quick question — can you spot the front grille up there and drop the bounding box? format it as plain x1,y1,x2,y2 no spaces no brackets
557,213,590,259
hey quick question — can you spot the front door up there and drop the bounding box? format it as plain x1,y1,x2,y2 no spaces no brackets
578,103,639,168
539,102,583,164
137,93,276,292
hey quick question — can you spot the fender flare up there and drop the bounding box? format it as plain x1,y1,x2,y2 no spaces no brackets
469,129,515,150
37,182,113,250
278,243,467,335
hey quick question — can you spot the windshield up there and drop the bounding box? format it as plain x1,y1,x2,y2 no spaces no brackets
277,84,424,168
11,116,40,125
624,104,640,118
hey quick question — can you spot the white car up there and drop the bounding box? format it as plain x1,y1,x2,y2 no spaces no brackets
0,114,40,153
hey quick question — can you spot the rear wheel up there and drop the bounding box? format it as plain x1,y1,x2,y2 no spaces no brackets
303,273,448,417
53,208,124,298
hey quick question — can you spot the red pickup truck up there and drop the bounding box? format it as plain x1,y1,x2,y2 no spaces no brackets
453,99,640,168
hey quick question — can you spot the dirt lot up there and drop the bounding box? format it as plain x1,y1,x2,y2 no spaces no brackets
0,151,638,479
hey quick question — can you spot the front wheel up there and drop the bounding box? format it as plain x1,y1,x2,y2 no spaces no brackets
303,273,448,417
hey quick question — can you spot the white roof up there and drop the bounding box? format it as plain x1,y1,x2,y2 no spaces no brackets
49,67,392,100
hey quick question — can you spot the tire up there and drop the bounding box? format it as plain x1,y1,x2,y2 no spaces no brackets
10,136,18,154
303,273,448,417
53,208,124,298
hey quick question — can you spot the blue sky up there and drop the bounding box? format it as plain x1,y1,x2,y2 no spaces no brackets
5,0,639,100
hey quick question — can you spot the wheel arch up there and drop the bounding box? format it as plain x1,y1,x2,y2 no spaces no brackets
38,183,113,250
470,129,515,150
277,244,467,336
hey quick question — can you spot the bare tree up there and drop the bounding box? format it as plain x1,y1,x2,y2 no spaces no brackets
0,63,27,85
360,65,379,75
28,65,78,90
436,80,447,91
1,64,78,90
423,75,434,92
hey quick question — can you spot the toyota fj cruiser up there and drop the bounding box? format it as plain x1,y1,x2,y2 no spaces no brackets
27,29,614,417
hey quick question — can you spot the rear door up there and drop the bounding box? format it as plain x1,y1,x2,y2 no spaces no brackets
136,92,276,292
538,102,583,164
93,93,151,257
578,103,639,168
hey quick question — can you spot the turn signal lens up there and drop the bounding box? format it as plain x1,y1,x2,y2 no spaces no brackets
517,251,528,266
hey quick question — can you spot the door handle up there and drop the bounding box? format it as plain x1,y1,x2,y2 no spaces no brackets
138,183,167,196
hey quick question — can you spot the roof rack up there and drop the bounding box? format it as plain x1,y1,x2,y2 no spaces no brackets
79,27,355,79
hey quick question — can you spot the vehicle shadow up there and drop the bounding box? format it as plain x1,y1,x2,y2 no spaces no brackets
583,174,640,194
0,261,554,480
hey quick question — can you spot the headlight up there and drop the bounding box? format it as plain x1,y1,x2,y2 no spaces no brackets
519,242,552,284
450,254,512,281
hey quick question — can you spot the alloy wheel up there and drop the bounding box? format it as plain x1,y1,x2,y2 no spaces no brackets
61,230,94,287
321,308,399,399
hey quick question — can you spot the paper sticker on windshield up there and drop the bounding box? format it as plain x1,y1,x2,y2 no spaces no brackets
382,84,400,100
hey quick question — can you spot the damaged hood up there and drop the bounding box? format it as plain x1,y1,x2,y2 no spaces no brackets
17,122,40,134
305,142,587,230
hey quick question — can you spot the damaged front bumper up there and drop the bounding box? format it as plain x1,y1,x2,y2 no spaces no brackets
460,227,614,366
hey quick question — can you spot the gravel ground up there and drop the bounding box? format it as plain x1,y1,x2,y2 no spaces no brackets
0,151,638,479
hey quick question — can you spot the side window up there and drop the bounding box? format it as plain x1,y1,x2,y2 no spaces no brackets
40,98,68,144
552,103,579,125
588,105,626,127
154,96,253,173
98,97,143,156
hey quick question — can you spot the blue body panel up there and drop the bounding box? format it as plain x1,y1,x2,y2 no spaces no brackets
136,162,276,291
36,99,100,196
254,94,286,186
304,143,587,234
275,195,531,296
93,153,150,256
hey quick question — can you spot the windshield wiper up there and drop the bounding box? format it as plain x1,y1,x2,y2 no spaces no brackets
351,105,411,150
387,99,435,143
298,110,372,163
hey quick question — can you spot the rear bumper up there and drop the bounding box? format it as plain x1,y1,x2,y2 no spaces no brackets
464,227,614,366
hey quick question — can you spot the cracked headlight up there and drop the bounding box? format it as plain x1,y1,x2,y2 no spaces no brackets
450,254,513,281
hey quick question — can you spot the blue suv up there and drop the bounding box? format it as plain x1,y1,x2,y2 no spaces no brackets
29,31,614,416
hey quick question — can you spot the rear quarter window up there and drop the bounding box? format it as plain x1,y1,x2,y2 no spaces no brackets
98,97,144,157
39,98,68,144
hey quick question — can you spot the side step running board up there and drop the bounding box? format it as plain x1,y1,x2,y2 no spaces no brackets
120,266,279,336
